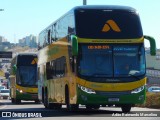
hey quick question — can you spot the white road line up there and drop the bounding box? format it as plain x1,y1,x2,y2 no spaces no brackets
0,104,7,109
0,100,7,109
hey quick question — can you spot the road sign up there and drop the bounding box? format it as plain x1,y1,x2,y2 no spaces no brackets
0,51,12,58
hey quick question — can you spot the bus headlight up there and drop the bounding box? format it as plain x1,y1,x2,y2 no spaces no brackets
131,86,144,94
78,85,96,94
16,89,23,93
20,90,23,93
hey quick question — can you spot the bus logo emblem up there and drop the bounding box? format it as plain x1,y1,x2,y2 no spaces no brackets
31,58,38,64
102,20,121,32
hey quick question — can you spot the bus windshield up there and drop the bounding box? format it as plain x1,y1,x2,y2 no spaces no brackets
17,55,37,66
76,9,143,39
16,66,37,86
78,44,145,82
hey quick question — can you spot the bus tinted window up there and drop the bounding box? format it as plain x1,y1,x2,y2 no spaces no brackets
17,55,37,66
16,66,37,86
78,44,145,82
75,10,143,39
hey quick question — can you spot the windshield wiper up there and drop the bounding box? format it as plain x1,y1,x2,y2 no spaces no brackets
128,74,140,79
116,74,140,79
92,74,111,77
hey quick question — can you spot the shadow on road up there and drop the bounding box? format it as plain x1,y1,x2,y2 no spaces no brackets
0,108,123,118
0,100,41,105
0,100,123,118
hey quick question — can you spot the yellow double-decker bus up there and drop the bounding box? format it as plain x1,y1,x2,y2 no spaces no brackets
9,53,39,104
38,5,156,112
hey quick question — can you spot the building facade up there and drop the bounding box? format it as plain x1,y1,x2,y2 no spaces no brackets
18,34,37,48
146,49,160,85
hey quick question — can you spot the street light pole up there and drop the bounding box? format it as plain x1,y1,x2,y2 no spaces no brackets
83,0,87,5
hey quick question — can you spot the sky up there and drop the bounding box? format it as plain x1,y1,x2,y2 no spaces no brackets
0,0,160,48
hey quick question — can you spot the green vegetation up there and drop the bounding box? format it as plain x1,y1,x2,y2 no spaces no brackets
136,92,160,109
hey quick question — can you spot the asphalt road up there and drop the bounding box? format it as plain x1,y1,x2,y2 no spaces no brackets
0,99,160,120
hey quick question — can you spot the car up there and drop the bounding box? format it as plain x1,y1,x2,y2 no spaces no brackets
0,86,5,90
0,89,10,99
148,86,160,93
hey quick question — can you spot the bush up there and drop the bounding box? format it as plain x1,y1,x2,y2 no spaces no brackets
135,92,160,109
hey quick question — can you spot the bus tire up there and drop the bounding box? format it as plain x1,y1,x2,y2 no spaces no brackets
35,100,40,104
44,90,48,108
11,98,15,103
65,86,70,111
121,104,132,113
93,105,100,110
52,103,62,109
15,99,21,104
44,89,54,109
86,105,92,110
65,86,79,111
86,105,100,110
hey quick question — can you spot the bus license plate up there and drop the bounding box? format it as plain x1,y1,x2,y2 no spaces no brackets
108,98,119,102
31,95,37,99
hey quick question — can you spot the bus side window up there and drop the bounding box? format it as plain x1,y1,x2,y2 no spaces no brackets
51,25,55,42
53,60,56,78
46,62,49,80
46,62,52,80
55,59,60,77
55,22,59,41
43,32,47,47
70,57,74,73
47,30,51,44
71,56,76,73
61,57,66,77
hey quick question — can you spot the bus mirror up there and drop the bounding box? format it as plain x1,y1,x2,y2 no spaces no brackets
144,35,156,56
71,35,78,56
12,65,17,74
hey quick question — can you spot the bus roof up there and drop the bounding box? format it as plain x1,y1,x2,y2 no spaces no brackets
73,5,136,12
17,53,37,56
39,5,137,35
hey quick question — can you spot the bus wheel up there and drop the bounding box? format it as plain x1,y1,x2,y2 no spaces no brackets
11,98,15,103
86,105,100,110
65,87,79,111
86,105,92,110
35,100,40,104
47,103,62,109
52,103,62,109
93,105,100,110
121,104,132,113
65,87,71,111
44,91,49,108
15,99,21,104
71,104,79,110
44,90,53,109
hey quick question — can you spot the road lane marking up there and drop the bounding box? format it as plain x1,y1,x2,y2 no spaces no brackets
0,100,7,109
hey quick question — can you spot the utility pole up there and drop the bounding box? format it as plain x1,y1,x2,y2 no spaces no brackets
83,0,87,5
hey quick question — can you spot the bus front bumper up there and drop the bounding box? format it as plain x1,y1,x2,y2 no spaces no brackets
77,86,146,105
16,91,38,100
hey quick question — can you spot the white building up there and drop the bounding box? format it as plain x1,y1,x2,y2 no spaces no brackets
18,34,37,48
146,49,160,85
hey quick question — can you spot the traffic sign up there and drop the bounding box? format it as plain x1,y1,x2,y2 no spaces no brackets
0,51,12,58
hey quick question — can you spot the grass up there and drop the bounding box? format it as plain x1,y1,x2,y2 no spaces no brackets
135,92,160,109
